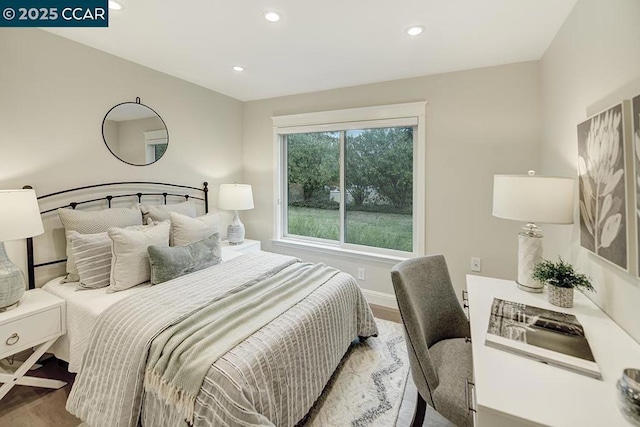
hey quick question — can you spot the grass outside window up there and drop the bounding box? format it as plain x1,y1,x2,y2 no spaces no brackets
287,206,412,252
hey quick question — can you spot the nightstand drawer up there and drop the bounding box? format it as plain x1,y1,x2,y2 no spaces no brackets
0,306,62,358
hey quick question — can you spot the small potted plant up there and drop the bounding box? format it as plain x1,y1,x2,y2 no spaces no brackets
532,257,595,308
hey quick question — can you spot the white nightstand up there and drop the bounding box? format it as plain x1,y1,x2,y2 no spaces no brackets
221,238,261,254
0,289,66,400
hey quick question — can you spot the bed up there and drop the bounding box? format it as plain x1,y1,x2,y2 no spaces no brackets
41,246,244,372
27,181,378,427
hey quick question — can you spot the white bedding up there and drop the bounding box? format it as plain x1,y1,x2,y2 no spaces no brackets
66,252,378,427
42,247,244,372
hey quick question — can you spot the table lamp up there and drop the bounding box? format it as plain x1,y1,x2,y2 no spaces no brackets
0,189,44,310
492,171,574,292
218,184,254,245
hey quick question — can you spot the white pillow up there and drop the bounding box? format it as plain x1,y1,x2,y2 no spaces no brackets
139,200,196,223
67,225,149,289
108,221,170,292
170,212,220,247
67,230,111,289
58,206,143,282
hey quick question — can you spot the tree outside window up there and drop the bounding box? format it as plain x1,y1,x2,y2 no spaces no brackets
285,127,413,252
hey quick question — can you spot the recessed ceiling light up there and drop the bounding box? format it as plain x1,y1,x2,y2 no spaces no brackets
405,25,424,36
232,65,245,72
108,1,123,11
264,11,281,22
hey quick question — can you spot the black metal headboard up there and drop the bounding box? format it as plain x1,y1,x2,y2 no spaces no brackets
26,181,209,289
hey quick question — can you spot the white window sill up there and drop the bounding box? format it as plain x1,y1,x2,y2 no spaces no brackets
271,238,410,266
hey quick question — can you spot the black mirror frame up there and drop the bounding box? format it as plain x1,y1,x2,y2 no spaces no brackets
102,97,169,167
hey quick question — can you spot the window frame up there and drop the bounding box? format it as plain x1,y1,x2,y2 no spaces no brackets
273,102,427,259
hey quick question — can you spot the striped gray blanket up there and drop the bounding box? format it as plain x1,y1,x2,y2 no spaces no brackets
67,251,377,427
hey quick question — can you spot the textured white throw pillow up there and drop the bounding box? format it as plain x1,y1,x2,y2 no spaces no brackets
67,230,112,289
67,225,149,289
169,212,220,247
108,221,170,292
139,200,196,223
58,206,143,282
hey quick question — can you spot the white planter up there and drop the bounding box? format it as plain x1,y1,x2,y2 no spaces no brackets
547,283,573,308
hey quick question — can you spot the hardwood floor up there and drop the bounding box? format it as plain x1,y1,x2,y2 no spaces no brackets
0,357,80,427
0,305,452,427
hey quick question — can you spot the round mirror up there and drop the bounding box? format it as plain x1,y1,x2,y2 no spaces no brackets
102,99,169,166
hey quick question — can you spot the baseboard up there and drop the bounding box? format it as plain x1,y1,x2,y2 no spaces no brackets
369,304,402,323
361,289,398,309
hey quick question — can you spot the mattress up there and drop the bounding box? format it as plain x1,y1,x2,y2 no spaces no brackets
42,247,244,372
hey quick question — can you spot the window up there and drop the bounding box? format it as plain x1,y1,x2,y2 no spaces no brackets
144,129,168,163
345,127,413,251
286,131,340,241
274,102,426,257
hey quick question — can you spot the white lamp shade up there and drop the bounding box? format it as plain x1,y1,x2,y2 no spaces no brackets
0,189,44,241
492,175,575,224
218,184,254,211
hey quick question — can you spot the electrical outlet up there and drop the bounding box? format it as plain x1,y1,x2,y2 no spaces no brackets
357,268,366,281
471,257,482,272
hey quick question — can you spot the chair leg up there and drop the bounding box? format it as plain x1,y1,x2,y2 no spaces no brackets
411,392,427,427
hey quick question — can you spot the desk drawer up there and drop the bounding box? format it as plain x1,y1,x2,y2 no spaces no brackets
0,307,62,357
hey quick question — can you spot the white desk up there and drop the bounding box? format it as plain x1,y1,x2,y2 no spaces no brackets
467,274,640,427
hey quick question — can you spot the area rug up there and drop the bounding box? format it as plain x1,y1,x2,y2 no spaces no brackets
300,318,410,427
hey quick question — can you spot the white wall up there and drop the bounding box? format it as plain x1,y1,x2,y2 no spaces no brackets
243,62,541,304
0,28,244,282
540,0,640,342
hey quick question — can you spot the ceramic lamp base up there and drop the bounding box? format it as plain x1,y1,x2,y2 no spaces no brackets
227,225,245,245
0,301,19,313
516,231,543,293
227,210,245,245
0,241,26,310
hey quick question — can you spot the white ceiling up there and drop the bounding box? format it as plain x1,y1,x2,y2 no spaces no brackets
45,0,577,102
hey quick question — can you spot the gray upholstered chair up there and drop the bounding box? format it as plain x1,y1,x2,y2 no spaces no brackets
391,255,473,427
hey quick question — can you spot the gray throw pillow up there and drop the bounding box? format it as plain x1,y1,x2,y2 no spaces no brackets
147,233,222,285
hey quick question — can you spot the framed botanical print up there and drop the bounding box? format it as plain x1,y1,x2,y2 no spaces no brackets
632,94,640,275
577,102,628,270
